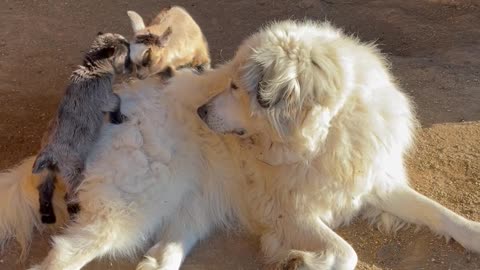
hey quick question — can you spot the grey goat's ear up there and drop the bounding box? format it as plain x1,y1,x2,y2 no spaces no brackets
127,10,146,32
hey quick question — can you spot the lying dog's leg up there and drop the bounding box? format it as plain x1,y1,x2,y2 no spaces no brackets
191,51,211,73
28,220,107,270
165,64,232,109
29,205,147,270
261,214,358,270
374,185,480,253
136,197,214,270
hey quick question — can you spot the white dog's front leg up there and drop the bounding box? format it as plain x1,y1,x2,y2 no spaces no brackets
261,214,358,270
136,234,197,270
136,197,214,270
165,66,233,109
375,185,480,253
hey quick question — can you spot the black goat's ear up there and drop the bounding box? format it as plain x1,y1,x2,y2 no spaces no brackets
97,31,104,36
104,47,115,58
96,46,115,59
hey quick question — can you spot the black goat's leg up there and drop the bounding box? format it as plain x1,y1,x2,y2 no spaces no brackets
37,171,57,224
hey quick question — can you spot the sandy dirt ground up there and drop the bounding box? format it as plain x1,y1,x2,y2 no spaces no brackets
0,0,479,269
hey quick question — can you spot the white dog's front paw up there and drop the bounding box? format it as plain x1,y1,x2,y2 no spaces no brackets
136,256,160,270
460,220,480,253
136,255,182,270
272,250,356,270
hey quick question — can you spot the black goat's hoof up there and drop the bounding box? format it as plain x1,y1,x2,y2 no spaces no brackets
67,203,81,216
41,213,56,224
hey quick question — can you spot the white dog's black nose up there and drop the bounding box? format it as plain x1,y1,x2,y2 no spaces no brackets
197,105,208,119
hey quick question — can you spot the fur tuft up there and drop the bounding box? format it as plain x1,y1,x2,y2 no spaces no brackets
0,157,67,260
362,208,409,234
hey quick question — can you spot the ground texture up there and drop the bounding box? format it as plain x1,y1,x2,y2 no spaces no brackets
0,0,479,269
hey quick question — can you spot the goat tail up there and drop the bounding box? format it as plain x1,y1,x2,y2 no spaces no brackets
0,156,68,260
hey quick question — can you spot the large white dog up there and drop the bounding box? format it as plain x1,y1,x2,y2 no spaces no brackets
0,20,479,270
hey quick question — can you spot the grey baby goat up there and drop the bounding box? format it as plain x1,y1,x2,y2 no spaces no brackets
32,32,132,223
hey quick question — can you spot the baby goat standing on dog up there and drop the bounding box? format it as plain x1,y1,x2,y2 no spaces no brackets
127,6,211,79
32,32,131,223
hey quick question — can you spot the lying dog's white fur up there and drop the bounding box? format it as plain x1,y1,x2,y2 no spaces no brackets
199,20,480,269
0,20,479,270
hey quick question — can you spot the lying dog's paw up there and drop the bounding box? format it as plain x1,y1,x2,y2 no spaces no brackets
281,255,305,270
136,256,160,270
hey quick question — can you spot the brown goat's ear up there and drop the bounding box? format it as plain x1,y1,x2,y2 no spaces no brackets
135,28,172,48
127,10,146,32
155,27,172,47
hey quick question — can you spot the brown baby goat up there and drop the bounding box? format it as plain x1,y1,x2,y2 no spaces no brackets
127,6,211,79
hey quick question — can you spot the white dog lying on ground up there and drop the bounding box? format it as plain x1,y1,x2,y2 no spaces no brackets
0,20,479,270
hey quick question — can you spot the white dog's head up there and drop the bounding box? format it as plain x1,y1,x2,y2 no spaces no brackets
200,21,348,161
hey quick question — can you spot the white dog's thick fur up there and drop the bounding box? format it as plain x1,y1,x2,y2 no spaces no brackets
0,20,479,270
199,20,480,269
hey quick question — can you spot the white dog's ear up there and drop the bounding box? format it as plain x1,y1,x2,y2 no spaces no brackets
127,11,146,32
255,69,300,111
308,45,343,109
244,59,302,138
